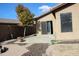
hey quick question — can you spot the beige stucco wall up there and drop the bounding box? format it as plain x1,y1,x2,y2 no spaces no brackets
37,4,79,40
37,13,55,35
55,4,79,40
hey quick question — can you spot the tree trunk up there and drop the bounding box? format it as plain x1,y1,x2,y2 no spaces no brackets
24,27,26,37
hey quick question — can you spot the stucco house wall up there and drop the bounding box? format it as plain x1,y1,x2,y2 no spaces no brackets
55,4,79,40
36,3,79,40
37,13,55,35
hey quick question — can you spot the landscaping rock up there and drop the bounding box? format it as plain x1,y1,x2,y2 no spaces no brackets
17,37,25,42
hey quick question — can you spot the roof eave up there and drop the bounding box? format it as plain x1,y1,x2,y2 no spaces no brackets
35,3,75,20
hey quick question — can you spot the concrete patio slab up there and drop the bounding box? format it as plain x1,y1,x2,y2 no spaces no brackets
23,35,54,44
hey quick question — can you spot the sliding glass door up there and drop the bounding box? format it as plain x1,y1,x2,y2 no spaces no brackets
47,21,51,34
41,21,53,34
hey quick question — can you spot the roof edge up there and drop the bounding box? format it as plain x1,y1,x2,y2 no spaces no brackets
34,3,75,20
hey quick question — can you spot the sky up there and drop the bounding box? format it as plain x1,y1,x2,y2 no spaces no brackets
0,3,58,20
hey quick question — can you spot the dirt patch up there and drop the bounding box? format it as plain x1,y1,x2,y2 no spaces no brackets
22,43,49,56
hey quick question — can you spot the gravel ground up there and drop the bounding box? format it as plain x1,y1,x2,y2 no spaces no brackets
22,43,49,56
46,44,79,56
0,44,29,56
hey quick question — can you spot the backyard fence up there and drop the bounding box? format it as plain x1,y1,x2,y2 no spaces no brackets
0,24,36,42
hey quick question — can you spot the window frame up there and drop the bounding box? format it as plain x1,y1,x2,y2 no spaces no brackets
60,12,73,32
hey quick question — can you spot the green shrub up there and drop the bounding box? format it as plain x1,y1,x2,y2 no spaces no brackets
51,40,61,45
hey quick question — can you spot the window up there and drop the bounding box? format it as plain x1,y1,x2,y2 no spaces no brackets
60,13,72,32
41,21,53,34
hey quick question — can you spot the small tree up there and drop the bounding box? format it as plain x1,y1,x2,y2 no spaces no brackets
16,4,34,37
